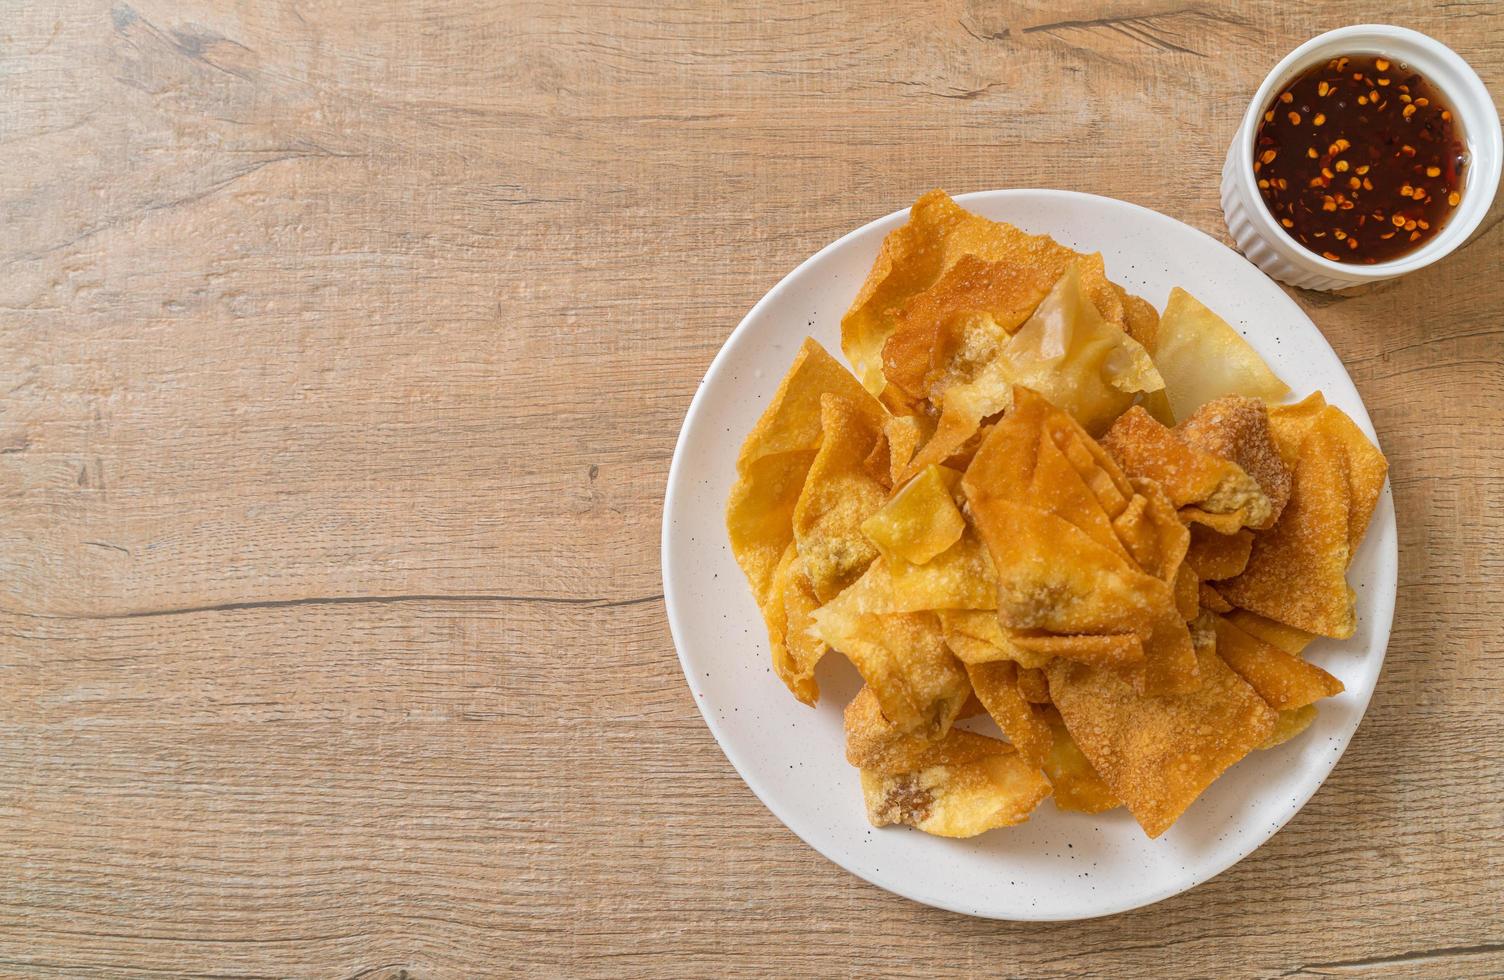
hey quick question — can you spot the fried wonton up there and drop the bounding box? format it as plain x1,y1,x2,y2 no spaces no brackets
1178,396,1293,528
846,687,1052,837
1259,704,1319,749
886,530,999,613
991,262,1163,436
906,263,1163,471
1218,404,1387,637
1268,394,1387,555
965,660,1053,767
881,254,1058,413
1226,609,1315,655
762,545,826,704
1101,404,1281,532
858,736,1052,837
1048,642,1275,837
842,189,1126,396
939,609,1027,665
1210,614,1343,711
793,394,891,601
1199,582,1234,613
1040,708,1120,813
1267,392,1330,467
844,684,937,772
1142,605,1201,696
727,339,884,604
964,388,1182,662
812,559,971,735
862,465,965,566
1151,287,1289,422
883,414,929,486
1186,525,1256,581
727,340,887,701
1016,666,1051,704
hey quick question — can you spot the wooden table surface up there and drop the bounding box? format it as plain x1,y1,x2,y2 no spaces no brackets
4,2,1502,977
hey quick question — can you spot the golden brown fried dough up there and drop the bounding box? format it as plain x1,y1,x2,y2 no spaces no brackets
793,394,891,601
1218,405,1386,637
1101,405,1275,531
843,190,1125,396
1210,614,1344,711
1048,643,1275,837
1177,395,1293,529
1186,524,1256,581
813,560,971,735
965,660,1053,768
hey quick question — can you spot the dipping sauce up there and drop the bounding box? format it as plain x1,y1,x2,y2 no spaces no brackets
1253,54,1467,264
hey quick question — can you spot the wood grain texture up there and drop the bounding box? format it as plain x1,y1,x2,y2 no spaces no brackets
2,1,1502,976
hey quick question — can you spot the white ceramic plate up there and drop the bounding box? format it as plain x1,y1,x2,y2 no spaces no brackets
661,190,1396,920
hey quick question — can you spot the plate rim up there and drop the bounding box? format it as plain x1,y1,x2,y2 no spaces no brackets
660,188,1397,920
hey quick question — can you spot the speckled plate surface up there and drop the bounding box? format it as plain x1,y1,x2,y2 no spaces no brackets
660,190,1396,920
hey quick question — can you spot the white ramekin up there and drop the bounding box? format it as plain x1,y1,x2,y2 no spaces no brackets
1222,25,1502,291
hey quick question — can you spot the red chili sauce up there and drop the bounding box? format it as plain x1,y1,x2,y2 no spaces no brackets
1253,55,1467,264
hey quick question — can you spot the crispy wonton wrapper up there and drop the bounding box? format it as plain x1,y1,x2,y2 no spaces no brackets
1016,666,1051,704
881,254,1058,413
761,545,826,704
813,559,971,735
1199,582,1234,613
793,394,891,602
903,262,1163,475
862,465,997,613
842,189,1126,396
1259,704,1320,749
965,660,1053,767
1040,708,1120,813
862,465,965,566
1048,642,1275,837
727,339,887,702
727,339,883,603
1101,402,1287,532
1178,395,1293,528
1186,524,1256,581
1151,287,1290,422
1226,609,1315,655
964,388,1191,688
847,685,1053,838
1218,402,1387,637
1210,614,1343,711
857,742,1051,838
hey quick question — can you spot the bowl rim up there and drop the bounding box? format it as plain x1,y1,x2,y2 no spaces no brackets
1232,24,1503,282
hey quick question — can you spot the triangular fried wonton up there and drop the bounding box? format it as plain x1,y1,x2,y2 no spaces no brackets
1186,524,1256,581
1210,614,1343,711
1048,642,1276,837
727,340,888,703
812,559,971,735
880,254,1057,413
1226,608,1315,655
727,338,884,604
965,659,1053,767
759,544,826,705
1039,707,1120,813
793,394,891,602
1217,404,1387,637
846,686,1052,838
963,388,1182,656
1151,287,1290,422
1177,395,1293,528
841,190,1125,396
904,262,1163,474
1101,404,1280,531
